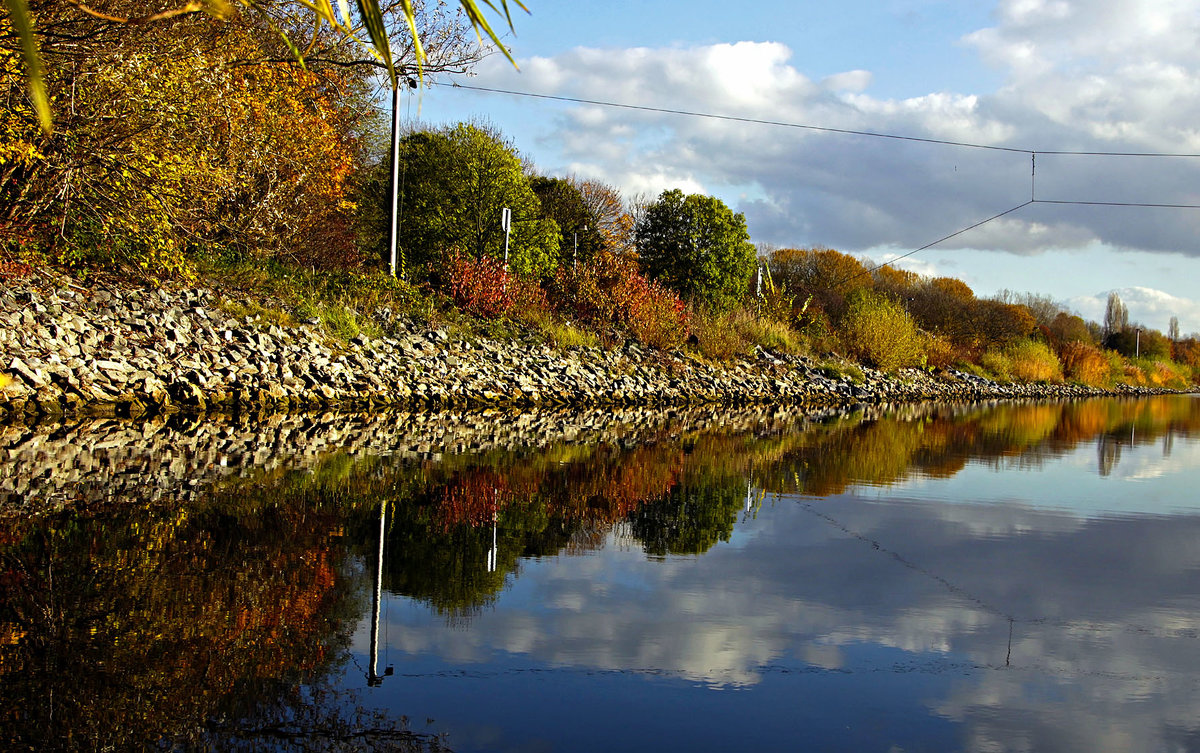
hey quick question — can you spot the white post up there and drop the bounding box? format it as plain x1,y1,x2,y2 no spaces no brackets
501,207,512,270
487,510,498,572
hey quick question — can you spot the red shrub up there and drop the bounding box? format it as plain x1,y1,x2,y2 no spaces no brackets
442,251,516,318
551,253,690,348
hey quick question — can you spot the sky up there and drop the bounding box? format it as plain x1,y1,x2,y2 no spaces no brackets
407,0,1200,335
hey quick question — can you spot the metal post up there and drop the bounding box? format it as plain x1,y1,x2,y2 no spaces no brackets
387,84,402,278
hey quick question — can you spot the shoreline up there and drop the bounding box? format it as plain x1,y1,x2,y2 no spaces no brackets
1,273,1187,422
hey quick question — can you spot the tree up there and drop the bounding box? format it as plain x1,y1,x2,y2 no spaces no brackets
530,176,604,265
1048,311,1096,347
1,0,482,274
5,0,521,134
576,178,635,256
635,189,756,310
390,122,558,278
994,289,1062,327
531,175,635,267
769,246,873,321
1104,292,1129,338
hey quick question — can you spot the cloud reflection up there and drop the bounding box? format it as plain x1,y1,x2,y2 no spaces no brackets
371,437,1200,748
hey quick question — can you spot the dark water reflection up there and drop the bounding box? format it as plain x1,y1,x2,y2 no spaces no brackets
3,396,1200,751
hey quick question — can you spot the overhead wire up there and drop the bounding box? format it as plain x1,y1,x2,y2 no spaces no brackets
419,80,1200,283
437,81,1200,159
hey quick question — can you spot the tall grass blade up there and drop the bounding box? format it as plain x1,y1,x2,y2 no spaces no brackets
5,0,51,134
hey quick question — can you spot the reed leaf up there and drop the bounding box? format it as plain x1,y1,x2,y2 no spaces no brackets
4,0,50,134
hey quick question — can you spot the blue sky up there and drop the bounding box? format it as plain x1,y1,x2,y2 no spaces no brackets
407,0,1200,334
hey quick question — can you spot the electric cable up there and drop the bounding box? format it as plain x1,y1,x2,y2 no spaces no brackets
437,81,1200,159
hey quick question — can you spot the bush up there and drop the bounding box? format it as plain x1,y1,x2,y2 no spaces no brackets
441,252,518,319
1131,358,1191,390
923,333,958,370
840,291,924,372
550,254,690,349
1060,341,1113,386
688,306,804,361
1006,339,1063,383
979,339,1062,383
979,349,1014,381
619,273,691,349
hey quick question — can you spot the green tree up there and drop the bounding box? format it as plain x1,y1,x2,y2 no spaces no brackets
635,188,756,309
530,176,605,265
392,122,559,278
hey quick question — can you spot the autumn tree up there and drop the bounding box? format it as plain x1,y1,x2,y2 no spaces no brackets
389,122,559,278
576,178,635,256
4,0,517,135
969,299,1037,349
994,289,1061,327
769,246,873,321
1047,311,1096,347
907,277,977,344
871,264,920,300
0,0,482,275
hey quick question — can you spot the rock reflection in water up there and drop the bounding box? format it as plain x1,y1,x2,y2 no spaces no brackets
2,396,1200,751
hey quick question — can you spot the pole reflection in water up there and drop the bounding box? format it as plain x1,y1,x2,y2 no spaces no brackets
486,511,498,574
368,501,394,688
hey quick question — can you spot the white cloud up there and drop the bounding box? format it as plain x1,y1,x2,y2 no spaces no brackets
1067,285,1200,334
463,1,1200,265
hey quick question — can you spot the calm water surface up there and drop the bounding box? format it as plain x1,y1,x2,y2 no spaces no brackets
3,396,1200,751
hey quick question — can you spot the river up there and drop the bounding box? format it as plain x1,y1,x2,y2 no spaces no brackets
3,395,1199,751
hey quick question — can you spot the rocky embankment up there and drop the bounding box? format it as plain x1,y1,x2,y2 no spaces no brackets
0,402,867,514
0,274,1175,420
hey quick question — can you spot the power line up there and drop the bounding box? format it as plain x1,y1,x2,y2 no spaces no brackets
440,82,1029,154
424,81,1200,280
1032,199,1200,209
439,81,1200,159
841,201,1034,288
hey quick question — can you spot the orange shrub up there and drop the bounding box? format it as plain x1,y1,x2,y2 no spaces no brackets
1060,342,1113,386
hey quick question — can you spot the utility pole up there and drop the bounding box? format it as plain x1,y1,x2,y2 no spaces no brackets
388,77,416,278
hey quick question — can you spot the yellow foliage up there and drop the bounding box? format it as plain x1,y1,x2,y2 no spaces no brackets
1060,342,1115,386
1,16,370,275
841,291,924,372
980,339,1062,383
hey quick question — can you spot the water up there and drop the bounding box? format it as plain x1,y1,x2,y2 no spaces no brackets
3,396,1200,751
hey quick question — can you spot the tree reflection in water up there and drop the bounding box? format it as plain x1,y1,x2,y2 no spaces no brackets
2,395,1198,749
